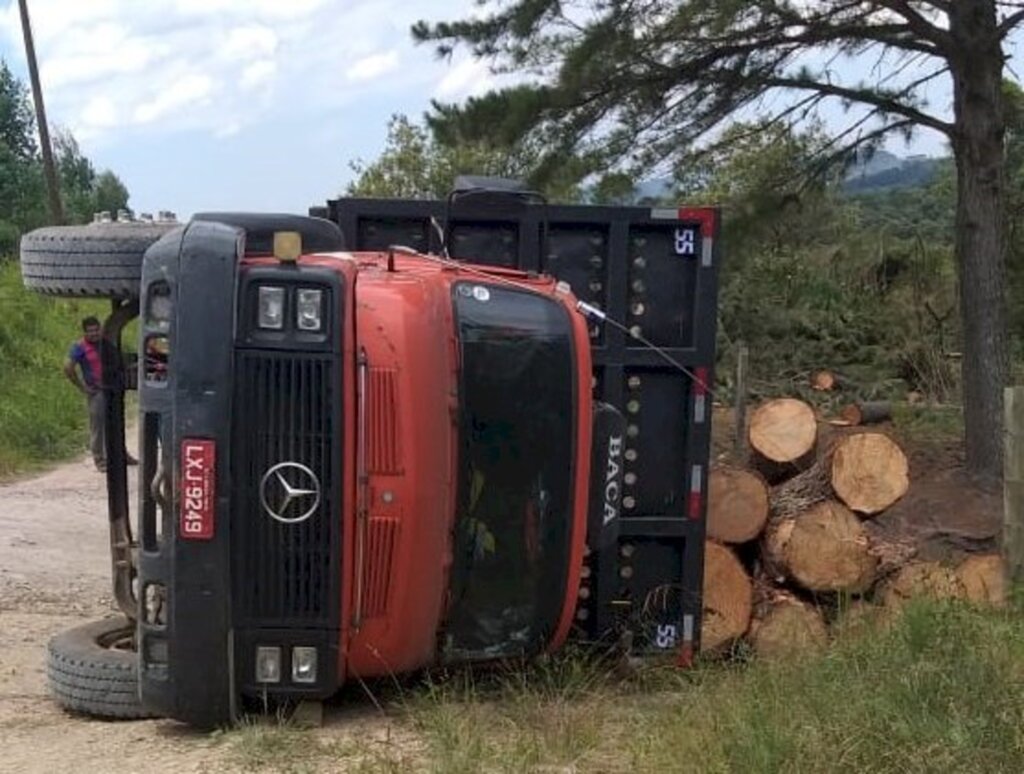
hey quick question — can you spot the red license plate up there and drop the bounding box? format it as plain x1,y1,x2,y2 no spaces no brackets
180,439,216,540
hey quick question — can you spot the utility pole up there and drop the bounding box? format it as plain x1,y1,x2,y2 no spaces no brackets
18,0,65,225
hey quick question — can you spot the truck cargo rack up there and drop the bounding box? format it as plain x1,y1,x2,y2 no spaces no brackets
314,194,721,659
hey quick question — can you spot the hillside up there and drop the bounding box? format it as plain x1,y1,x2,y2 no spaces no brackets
0,260,106,477
843,150,944,193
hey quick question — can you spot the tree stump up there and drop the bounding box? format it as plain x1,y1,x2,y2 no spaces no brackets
830,433,909,515
701,541,753,653
748,398,818,482
763,501,877,593
707,467,770,544
750,597,828,659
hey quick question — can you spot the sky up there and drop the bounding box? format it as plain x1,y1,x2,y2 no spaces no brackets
0,1,1012,218
0,0,498,217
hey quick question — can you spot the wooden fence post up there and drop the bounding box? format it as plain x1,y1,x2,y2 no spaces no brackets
1004,386,1024,583
734,343,749,460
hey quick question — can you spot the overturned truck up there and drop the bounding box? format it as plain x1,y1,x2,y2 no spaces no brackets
20,181,720,726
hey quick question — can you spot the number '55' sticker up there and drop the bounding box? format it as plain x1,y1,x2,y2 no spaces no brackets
674,228,696,256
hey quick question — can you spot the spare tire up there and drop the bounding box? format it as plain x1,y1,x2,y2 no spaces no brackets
20,222,177,299
47,616,155,720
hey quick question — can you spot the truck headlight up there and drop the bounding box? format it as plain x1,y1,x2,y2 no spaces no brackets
296,288,323,332
147,282,172,331
291,646,318,683
258,286,285,330
255,646,282,683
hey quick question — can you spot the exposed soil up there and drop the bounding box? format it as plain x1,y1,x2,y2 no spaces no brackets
0,452,411,773
0,455,224,773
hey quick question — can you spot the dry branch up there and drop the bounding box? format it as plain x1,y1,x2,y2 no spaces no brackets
770,463,832,521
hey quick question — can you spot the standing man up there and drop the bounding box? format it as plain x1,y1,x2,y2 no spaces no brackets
64,316,135,472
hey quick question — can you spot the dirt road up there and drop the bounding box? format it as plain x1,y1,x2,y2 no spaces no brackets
0,453,415,774
0,455,229,773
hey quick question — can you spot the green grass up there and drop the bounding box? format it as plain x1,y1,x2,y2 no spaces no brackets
402,599,1024,773
222,711,417,773
0,258,107,477
219,598,1024,772
220,599,1024,772
891,402,964,447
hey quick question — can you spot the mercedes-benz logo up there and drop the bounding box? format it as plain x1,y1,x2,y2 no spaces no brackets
259,462,321,524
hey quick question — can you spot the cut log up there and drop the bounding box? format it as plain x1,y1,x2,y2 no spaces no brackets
707,467,770,544
701,541,753,653
839,401,892,426
830,433,909,515
810,370,837,391
763,501,877,593
749,597,828,659
880,562,966,608
761,517,796,583
956,554,1007,607
748,398,817,482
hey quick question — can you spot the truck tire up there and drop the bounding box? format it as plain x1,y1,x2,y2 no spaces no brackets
47,616,155,720
20,223,176,299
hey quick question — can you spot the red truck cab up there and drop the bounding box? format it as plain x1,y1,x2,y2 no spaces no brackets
136,215,600,725
346,252,592,676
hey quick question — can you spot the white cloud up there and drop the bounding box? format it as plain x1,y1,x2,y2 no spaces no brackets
80,96,118,129
240,60,276,91
41,24,156,89
434,57,495,100
134,74,214,124
222,25,278,62
172,0,328,19
0,0,488,146
345,50,400,83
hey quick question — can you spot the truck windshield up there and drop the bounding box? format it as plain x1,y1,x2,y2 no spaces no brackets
445,283,577,659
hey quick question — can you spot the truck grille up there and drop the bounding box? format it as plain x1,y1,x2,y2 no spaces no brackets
231,351,341,628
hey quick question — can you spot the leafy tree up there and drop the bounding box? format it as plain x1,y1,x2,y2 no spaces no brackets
414,1,1023,478
0,61,42,251
0,60,36,161
52,131,129,223
93,171,129,216
678,121,852,258
848,161,955,243
54,130,96,223
348,113,584,201
681,121,953,400
0,60,129,248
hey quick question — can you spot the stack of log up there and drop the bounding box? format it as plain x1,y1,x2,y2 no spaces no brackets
701,396,1006,657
